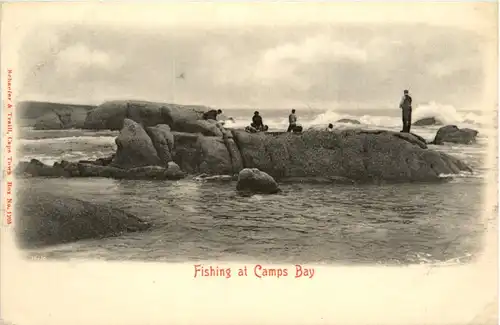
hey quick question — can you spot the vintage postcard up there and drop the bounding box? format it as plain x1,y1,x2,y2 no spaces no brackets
1,2,498,324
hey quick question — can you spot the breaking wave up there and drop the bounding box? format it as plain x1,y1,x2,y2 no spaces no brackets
411,102,486,126
20,135,116,145
223,102,486,131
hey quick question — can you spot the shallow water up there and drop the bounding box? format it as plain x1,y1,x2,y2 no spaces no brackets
16,108,493,265
20,175,486,265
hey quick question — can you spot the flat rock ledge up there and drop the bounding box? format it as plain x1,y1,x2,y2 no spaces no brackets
16,158,185,181
15,189,151,248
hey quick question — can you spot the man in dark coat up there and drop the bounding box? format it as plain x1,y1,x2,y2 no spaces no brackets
399,90,413,133
287,109,297,132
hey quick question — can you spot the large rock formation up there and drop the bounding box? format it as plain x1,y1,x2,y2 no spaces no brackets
231,129,470,182
431,125,479,145
19,103,473,183
18,101,96,130
17,119,186,180
15,189,151,248
110,119,162,169
413,117,443,126
236,168,280,194
83,100,211,131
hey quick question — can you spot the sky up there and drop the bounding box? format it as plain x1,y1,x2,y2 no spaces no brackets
3,2,497,110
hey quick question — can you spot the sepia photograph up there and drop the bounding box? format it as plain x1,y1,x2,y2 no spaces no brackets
1,2,498,324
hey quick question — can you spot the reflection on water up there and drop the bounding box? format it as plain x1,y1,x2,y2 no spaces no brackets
19,176,486,265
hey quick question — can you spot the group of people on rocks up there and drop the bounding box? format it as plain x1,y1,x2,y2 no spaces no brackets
202,108,303,133
201,90,413,134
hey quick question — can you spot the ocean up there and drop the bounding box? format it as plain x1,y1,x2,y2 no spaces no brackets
17,103,494,265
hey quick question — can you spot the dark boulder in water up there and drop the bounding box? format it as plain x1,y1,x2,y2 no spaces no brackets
236,168,280,194
413,117,442,126
15,189,151,248
431,125,478,145
337,119,361,124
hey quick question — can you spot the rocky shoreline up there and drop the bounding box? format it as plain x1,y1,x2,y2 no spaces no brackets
18,120,473,185
14,100,480,249
17,100,477,185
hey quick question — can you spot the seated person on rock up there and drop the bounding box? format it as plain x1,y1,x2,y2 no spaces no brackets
203,109,222,121
326,123,334,132
287,109,298,132
250,111,268,132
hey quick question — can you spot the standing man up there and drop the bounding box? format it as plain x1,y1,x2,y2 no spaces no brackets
399,90,413,133
287,109,297,132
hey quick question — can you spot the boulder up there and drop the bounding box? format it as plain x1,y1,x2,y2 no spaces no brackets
83,100,208,130
171,132,201,174
173,119,223,137
15,159,69,177
146,124,175,164
236,168,280,194
223,137,244,174
165,162,185,180
197,135,235,175
337,119,361,124
34,111,63,130
432,125,479,145
110,119,162,169
18,101,95,129
34,107,90,130
15,189,151,248
77,163,128,178
120,166,174,180
413,117,442,126
171,132,234,175
16,160,186,181
55,160,80,177
231,129,471,182
83,101,129,130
